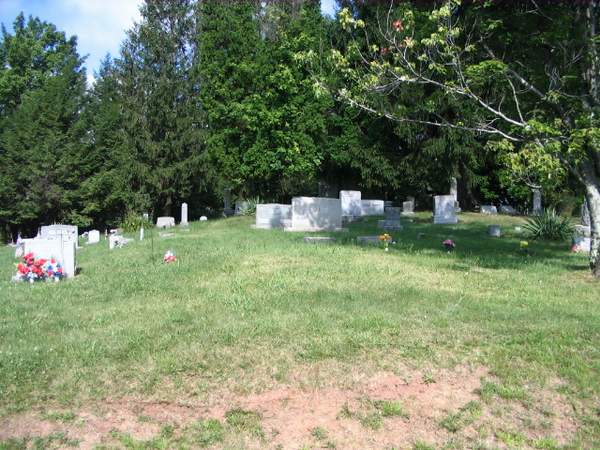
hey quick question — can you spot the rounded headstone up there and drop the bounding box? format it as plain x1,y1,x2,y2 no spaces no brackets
200,216,208,221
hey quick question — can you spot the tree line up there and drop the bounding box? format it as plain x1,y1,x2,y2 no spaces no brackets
0,0,584,239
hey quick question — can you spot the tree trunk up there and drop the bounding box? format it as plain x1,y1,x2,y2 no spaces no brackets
585,183,600,277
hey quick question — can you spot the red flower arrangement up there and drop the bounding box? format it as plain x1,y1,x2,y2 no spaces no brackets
13,252,64,283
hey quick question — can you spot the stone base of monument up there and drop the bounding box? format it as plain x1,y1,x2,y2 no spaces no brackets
378,220,403,231
433,216,459,224
304,236,336,244
356,236,382,245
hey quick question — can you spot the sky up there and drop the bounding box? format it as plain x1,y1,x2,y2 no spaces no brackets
0,0,339,85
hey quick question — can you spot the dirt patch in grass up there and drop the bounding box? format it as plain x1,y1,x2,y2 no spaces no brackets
0,365,579,449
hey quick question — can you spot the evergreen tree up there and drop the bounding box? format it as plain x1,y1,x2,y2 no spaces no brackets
0,15,87,236
118,0,206,217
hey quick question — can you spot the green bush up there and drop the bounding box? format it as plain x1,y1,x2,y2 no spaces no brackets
523,208,574,241
238,197,261,216
120,212,153,232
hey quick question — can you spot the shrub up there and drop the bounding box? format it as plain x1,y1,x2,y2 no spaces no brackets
523,208,574,241
238,196,261,216
120,211,153,232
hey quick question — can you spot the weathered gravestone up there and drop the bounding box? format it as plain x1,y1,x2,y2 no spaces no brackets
22,238,76,278
286,197,343,232
450,177,461,212
488,225,502,237
156,217,175,229
499,205,518,215
385,207,402,220
481,205,498,215
402,200,415,216
340,190,362,218
356,236,382,245
582,199,590,227
532,188,543,215
88,230,100,244
180,203,188,226
304,236,336,244
434,195,459,224
255,204,292,229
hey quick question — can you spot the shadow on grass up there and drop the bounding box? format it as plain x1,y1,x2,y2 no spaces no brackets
299,214,588,273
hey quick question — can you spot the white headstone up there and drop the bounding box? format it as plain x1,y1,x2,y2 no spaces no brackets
181,203,188,226
340,190,362,217
88,230,100,244
156,217,175,228
287,197,343,232
360,200,385,216
255,204,292,229
200,216,208,221
434,195,458,224
532,189,543,215
481,205,498,215
23,238,76,278
139,226,144,241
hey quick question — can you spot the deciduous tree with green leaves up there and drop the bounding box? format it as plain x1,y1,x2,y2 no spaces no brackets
328,0,600,276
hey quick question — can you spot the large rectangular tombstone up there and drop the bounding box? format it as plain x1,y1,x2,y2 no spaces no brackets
255,204,292,229
340,190,362,217
23,238,76,278
434,195,458,224
289,197,342,231
360,200,385,216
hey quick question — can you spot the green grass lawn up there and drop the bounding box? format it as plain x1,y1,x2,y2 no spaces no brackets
0,213,598,449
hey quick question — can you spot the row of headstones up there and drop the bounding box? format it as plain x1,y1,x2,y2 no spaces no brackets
255,191,417,232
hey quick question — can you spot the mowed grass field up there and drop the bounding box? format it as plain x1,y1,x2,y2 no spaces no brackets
0,213,598,449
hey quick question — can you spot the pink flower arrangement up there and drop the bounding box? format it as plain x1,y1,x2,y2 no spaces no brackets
443,239,455,251
163,250,177,263
13,252,64,283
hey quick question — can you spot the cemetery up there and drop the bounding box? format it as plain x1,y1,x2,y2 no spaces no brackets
1,1,599,448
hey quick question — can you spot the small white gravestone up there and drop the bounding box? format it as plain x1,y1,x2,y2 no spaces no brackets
109,235,131,249
255,204,292,229
139,226,144,241
340,190,362,218
88,230,100,244
156,217,175,229
23,238,76,278
360,199,385,216
481,205,498,215
434,195,458,224
402,200,415,216
200,216,208,221
143,212,149,221
180,203,188,226
488,225,502,237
